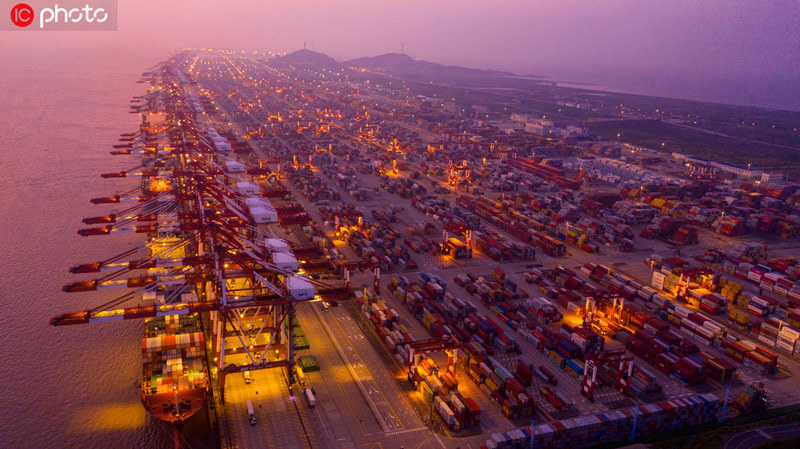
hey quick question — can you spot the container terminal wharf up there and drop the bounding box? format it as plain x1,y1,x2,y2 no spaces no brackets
51,49,800,449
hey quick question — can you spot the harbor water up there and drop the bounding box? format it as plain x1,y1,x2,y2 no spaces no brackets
0,49,211,449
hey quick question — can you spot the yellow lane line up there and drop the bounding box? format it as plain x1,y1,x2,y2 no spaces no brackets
300,309,368,433
331,311,405,429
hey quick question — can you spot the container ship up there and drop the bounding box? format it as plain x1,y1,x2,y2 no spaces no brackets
141,312,209,422
137,113,210,423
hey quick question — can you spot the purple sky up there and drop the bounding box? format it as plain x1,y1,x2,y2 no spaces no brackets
4,0,799,109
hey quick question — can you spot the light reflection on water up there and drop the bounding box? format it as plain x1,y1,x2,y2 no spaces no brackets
0,52,207,449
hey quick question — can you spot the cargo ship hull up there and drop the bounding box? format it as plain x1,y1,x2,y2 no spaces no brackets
142,385,209,423
141,315,210,424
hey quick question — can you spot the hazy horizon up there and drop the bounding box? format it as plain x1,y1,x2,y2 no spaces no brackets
2,3,800,448
3,0,799,110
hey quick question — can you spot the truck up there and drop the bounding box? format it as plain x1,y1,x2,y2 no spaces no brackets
246,400,256,425
304,387,316,408
296,365,307,387
731,383,768,415
244,370,253,384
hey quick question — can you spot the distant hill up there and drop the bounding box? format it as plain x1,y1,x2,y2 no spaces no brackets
269,49,342,70
344,53,513,81
267,49,517,84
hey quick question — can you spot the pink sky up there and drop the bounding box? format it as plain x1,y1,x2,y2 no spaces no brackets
3,0,799,108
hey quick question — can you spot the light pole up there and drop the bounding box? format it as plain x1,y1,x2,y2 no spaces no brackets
429,367,438,424
630,401,640,442
429,393,435,424
720,384,731,423
529,418,536,449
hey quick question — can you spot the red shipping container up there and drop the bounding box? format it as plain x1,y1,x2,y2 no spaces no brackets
655,352,679,376
656,329,682,346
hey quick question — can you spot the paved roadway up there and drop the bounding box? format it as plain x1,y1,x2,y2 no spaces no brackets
321,302,418,431
296,303,382,447
298,300,459,449
723,422,800,449
223,357,320,449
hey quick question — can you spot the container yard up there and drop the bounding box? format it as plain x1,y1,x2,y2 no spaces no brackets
46,49,800,449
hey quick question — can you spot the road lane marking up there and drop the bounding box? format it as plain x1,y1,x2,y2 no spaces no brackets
755,428,774,440
299,308,369,433
313,303,393,431
434,432,446,449
331,308,405,430
384,426,427,436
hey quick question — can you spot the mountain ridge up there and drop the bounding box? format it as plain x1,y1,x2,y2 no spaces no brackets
268,49,515,80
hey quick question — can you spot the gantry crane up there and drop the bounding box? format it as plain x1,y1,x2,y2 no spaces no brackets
50,70,351,402
406,338,460,382
336,259,381,293
442,221,472,249
580,349,634,402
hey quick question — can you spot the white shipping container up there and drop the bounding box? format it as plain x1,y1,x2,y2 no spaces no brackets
285,276,315,300
681,318,697,331
225,160,245,173
747,271,763,283
674,305,691,318
702,320,724,336
694,325,714,340
249,205,278,224
779,327,800,340
265,237,290,253
650,294,666,307
758,334,776,346
651,271,666,290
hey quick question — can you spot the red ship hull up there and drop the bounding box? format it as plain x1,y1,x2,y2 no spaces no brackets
142,385,209,423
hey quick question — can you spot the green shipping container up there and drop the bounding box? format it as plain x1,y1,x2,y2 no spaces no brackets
298,355,320,372
293,335,310,350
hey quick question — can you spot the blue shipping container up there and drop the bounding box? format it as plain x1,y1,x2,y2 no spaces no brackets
504,279,517,293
